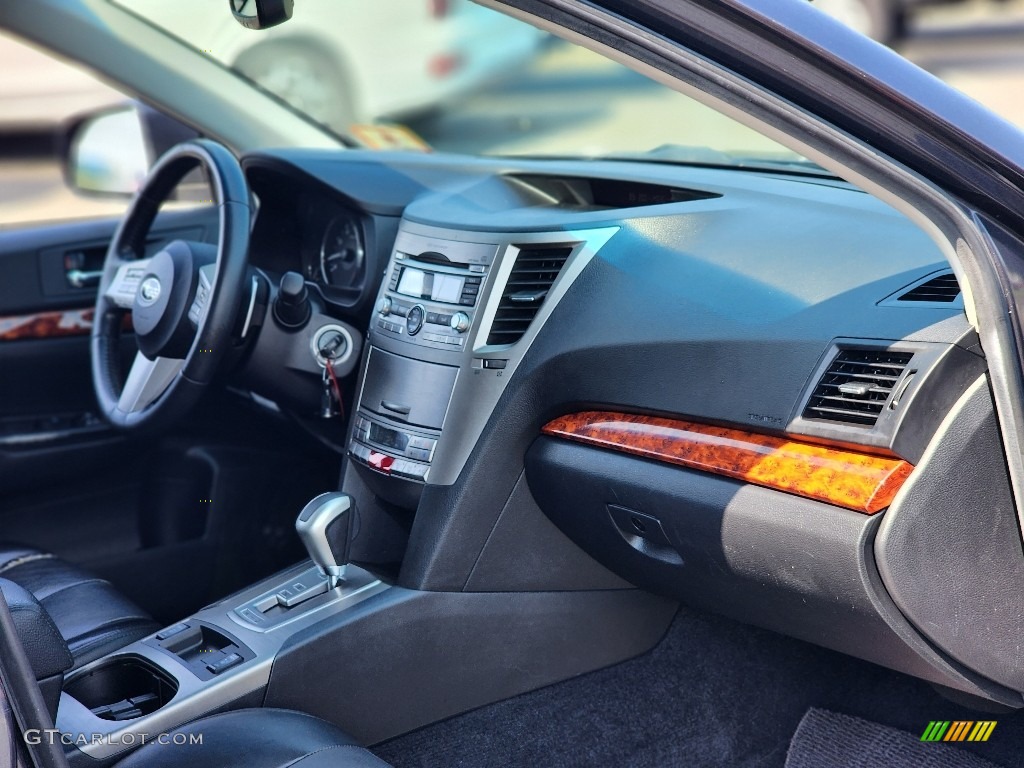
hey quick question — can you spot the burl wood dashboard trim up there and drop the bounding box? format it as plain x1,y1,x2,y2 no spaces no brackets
542,411,913,514
0,308,95,341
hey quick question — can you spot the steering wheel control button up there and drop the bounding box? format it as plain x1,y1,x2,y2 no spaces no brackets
406,305,425,336
187,268,214,325
205,652,243,676
450,311,471,333
273,271,312,329
106,262,152,309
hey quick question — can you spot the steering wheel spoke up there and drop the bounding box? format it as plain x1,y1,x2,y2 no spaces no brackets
104,258,153,309
117,352,184,414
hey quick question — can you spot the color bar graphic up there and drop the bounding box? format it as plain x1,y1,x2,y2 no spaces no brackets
920,721,996,742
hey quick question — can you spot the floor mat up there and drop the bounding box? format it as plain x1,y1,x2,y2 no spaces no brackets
375,606,1024,768
786,708,1005,768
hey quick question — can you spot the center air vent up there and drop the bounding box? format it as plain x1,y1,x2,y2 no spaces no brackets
802,349,914,427
486,245,573,346
897,272,960,303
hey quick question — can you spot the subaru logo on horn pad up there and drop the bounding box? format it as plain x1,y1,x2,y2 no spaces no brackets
138,277,162,306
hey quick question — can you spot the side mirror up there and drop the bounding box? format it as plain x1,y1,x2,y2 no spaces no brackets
61,104,200,198
230,0,294,30
63,105,150,197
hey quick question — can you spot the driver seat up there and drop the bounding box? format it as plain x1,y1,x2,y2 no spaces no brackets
0,545,158,669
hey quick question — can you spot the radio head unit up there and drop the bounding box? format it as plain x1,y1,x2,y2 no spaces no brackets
374,234,498,351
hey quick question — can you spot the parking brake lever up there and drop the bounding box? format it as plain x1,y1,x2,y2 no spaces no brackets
295,492,353,589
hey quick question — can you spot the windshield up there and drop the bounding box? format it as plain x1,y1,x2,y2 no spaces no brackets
111,0,818,173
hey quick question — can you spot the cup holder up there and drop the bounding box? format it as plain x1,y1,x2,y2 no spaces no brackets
64,656,178,722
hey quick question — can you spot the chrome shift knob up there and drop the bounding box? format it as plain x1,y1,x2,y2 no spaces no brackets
295,492,352,588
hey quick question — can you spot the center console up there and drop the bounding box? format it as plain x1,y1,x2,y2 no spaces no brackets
348,222,617,490
56,494,388,765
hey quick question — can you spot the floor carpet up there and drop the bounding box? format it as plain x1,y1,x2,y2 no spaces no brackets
375,605,1024,768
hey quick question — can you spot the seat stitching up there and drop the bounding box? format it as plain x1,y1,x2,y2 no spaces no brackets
0,552,55,575
282,743,377,768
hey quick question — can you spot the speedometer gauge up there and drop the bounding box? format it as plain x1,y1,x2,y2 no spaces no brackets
320,215,365,288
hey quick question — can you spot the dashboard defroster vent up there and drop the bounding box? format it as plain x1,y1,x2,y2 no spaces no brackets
487,245,573,345
897,272,960,303
802,349,914,427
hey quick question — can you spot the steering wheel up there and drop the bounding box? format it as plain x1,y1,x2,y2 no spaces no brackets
91,140,252,430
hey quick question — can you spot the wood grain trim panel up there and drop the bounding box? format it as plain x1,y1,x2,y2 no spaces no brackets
0,309,95,341
542,411,913,514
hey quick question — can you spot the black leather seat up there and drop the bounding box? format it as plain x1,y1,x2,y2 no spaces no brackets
0,545,158,668
111,709,392,768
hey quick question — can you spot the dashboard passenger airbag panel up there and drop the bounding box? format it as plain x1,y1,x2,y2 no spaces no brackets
525,437,1019,703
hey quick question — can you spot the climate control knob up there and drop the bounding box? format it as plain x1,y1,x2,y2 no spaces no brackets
376,297,392,316
450,311,471,333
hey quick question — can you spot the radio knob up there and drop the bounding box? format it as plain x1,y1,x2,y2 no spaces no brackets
407,305,425,336
376,297,392,317
450,311,471,333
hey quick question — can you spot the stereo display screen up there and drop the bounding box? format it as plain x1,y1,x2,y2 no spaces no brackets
397,268,464,303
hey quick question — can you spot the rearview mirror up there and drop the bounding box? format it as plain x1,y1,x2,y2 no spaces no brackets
230,0,294,30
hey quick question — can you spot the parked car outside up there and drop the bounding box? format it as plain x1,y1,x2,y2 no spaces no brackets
120,0,547,132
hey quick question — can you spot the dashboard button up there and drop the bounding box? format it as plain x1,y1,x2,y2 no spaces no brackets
449,312,471,333
206,653,243,675
409,437,436,452
368,452,395,474
407,305,425,336
155,622,190,641
484,359,508,369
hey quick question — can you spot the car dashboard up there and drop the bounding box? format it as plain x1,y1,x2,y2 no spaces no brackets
238,147,1021,708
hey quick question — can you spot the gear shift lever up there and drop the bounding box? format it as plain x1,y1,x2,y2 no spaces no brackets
295,492,353,589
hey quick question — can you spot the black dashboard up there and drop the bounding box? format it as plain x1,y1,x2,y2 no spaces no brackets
234,147,1023,709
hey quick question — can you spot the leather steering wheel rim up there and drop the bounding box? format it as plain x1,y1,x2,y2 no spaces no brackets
91,139,251,430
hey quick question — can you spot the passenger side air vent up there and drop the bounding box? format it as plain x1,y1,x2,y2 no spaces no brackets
897,272,960,303
486,245,573,346
802,349,914,427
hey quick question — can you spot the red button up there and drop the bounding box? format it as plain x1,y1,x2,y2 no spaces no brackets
368,452,395,474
